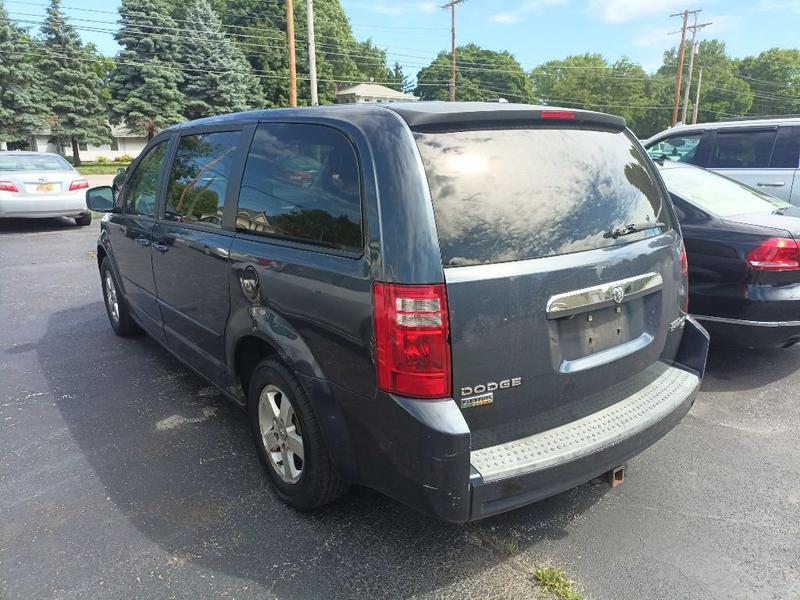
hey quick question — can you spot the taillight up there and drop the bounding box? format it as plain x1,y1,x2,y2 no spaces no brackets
746,238,800,271
373,282,451,399
540,110,575,120
679,240,689,313
69,179,89,191
0,181,19,192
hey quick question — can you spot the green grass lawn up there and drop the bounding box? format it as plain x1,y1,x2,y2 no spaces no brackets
76,162,130,175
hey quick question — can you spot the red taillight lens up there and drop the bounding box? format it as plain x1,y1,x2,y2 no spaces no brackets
0,181,19,192
746,238,800,271
540,110,575,120
373,283,451,399
69,179,89,191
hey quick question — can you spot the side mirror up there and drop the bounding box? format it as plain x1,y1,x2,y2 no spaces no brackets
86,186,115,212
116,167,126,175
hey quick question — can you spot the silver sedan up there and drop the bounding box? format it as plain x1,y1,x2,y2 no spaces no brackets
0,152,92,225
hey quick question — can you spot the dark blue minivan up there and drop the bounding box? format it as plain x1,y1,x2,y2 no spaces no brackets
86,102,709,522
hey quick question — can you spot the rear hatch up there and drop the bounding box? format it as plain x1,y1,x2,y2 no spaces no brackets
413,116,686,447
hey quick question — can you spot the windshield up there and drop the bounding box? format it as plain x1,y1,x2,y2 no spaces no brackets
0,154,74,172
660,166,790,216
415,127,672,266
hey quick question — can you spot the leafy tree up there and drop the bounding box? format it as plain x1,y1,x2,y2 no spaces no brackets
176,0,264,119
0,4,47,145
738,48,800,116
655,40,752,127
531,54,650,131
109,0,186,139
415,43,532,102
38,0,109,165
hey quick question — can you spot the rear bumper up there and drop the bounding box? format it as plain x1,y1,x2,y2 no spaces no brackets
694,315,800,348
0,196,88,218
310,318,709,523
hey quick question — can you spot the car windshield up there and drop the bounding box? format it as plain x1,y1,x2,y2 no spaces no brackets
0,154,73,172
660,165,790,216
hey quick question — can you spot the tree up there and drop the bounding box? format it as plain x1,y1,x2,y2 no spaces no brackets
109,0,185,139
530,54,650,132
415,44,532,102
176,0,264,119
0,4,47,146
39,0,109,165
738,48,800,116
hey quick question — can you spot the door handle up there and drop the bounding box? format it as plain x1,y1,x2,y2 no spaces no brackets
152,242,169,253
757,182,785,187
135,236,150,247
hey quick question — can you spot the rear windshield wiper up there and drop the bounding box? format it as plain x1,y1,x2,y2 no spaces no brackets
604,222,666,239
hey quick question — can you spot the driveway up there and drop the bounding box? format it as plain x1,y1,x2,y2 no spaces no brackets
1,218,798,599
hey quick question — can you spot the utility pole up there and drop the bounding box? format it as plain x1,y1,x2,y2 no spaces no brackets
692,67,703,124
442,0,466,102
669,10,690,127
307,0,318,106
681,13,712,124
286,0,297,107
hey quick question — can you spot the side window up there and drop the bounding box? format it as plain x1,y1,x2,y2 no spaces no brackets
708,130,776,169
236,123,363,252
124,142,168,217
647,133,703,163
164,131,240,228
770,127,800,169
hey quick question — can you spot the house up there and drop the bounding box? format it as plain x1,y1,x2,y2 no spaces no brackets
335,83,418,104
28,124,148,161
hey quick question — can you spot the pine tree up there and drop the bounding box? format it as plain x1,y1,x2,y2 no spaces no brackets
0,4,47,146
177,0,263,120
109,0,185,140
38,0,109,165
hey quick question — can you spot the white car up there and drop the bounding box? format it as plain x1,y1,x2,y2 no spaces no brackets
0,151,92,225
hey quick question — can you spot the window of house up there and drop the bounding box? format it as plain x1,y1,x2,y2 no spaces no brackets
110,138,119,152
164,131,240,228
78,142,88,152
237,123,363,253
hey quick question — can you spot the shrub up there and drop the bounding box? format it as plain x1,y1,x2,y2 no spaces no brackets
114,154,134,163
96,156,109,163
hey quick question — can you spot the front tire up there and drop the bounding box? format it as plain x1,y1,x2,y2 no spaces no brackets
100,257,140,336
248,358,348,510
75,213,92,226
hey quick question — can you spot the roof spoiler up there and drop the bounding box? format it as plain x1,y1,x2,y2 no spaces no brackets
401,107,627,133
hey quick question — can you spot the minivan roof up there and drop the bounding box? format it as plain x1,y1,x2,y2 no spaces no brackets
165,102,627,132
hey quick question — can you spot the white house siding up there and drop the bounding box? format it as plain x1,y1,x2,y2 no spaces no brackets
29,129,147,162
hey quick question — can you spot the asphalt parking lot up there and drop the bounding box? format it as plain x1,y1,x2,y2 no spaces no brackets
1,218,798,600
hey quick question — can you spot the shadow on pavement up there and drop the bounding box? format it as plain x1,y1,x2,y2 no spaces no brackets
0,217,83,233
701,339,800,393
35,302,602,598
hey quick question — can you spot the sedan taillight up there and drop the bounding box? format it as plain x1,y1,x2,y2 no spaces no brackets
0,181,19,192
69,179,89,191
373,282,451,399
746,238,800,271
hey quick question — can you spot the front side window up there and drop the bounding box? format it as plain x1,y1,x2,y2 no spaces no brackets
708,130,776,169
237,123,363,252
647,133,703,163
124,142,168,217
164,131,240,228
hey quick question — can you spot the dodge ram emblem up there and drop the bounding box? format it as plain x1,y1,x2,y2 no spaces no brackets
612,285,625,304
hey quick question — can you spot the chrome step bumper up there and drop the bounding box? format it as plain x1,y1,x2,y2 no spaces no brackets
470,364,700,483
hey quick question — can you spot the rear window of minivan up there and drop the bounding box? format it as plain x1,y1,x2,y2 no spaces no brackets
414,128,672,266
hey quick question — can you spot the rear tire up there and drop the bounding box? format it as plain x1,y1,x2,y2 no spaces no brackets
248,358,348,510
100,257,140,336
75,213,92,226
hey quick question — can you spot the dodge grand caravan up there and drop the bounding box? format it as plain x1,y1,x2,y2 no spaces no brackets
86,102,709,522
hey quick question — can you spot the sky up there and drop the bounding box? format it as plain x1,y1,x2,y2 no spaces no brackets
6,0,800,76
